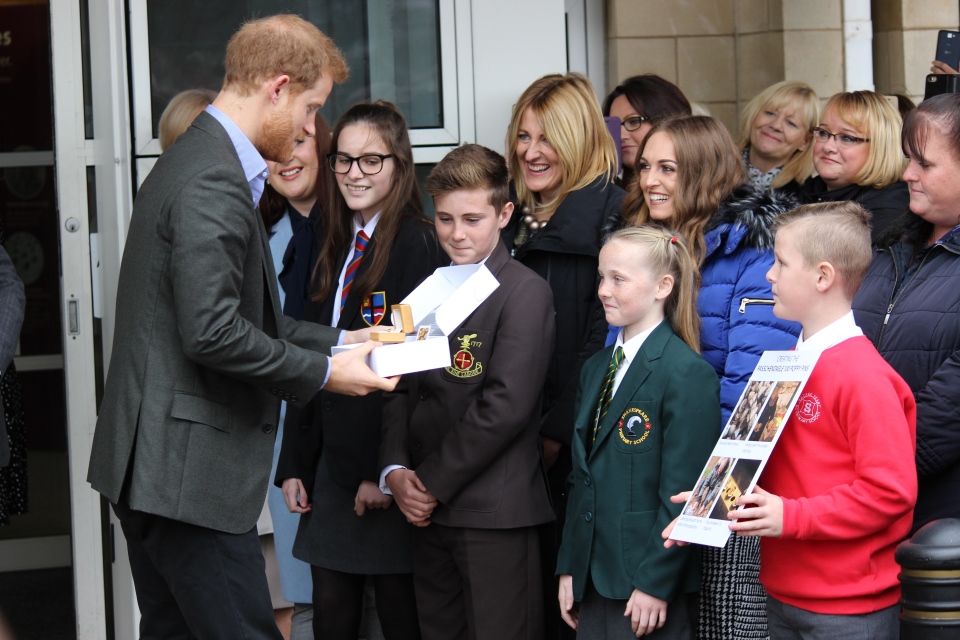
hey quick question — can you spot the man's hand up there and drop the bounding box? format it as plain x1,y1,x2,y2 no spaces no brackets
344,326,379,345
281,478,311,514
661,491,691,548
354,480,392,516
325,341,399,395
541,436,563,470
385,469,437,526
624,589,667,636
729,485,783,537
932,60,960,75
558,575,578,630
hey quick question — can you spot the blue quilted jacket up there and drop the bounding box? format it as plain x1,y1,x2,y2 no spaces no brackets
698,187,801,427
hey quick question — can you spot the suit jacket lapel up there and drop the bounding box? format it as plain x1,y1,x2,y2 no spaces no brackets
589,321,673,458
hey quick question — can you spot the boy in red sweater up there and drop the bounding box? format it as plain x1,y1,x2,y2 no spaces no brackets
726,201,917,639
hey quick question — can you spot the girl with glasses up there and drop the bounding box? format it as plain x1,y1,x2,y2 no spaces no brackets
801,91,909,242
602,75,692,190
276,101,446,640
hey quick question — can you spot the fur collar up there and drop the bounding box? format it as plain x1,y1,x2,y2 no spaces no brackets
704,185,800,255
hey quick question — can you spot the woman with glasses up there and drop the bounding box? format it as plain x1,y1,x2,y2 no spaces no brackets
602,74,692,190
802,91,908,241
276,101,445,640
500,72,623,640
736,81,819,196
622,115,800,639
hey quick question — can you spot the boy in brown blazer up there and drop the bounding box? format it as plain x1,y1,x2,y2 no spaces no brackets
380,144,556,640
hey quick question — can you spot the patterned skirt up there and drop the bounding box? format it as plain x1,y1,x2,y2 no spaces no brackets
698,534,769,639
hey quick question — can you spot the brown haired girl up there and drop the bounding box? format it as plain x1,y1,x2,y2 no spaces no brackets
276,101,445,640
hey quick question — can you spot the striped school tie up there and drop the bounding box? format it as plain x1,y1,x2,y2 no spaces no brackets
592,346,624,445
340,230,370,313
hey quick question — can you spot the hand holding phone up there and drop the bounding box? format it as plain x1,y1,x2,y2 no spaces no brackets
933,30,960,75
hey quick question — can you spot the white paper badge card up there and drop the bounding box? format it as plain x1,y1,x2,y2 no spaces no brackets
668,350,821,547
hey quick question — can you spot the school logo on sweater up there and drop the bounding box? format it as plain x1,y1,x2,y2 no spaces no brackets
618,407,652,445
361,291,386,326
795,392,821,423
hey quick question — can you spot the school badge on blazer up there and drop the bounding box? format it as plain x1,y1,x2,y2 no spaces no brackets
615,406,655,452
361,291,387,326
442,329,491,384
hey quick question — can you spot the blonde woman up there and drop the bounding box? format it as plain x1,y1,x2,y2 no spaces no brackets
500,71,623,639
801,90,909,241
737,81,819,194
157,88,217,151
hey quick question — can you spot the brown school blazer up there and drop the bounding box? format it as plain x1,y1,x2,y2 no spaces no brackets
380,242,556,529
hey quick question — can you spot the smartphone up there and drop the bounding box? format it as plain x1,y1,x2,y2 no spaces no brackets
935,30,960,71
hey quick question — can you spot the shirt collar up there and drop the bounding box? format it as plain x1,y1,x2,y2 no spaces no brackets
204,104,269,207
614,320,662,365
352,211,382,239
796,310,863,353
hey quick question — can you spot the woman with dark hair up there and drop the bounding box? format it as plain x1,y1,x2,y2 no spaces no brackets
602,74,691,189
623,114,800,639
259,111,330,637
852,92,960,534
276,101,445,640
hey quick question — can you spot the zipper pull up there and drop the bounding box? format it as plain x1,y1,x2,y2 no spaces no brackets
883,303,894,326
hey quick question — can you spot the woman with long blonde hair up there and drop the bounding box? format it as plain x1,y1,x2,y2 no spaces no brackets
500,71,624,639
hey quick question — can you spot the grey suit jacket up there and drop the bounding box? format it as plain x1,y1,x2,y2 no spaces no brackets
0,244,25,467
87,112,338,533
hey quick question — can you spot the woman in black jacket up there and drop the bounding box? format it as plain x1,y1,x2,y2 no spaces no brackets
852,93,960,534
500,71,623,639
801,90,908,242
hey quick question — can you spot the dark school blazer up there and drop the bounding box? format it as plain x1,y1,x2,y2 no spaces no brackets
276,216,447,494
556,320,720,602
379,242,557,529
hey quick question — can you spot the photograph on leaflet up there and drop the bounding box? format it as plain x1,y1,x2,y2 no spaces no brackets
684,456,734,518
668,349,820,547
708,458,763,521
721,380,775,442
747,380,800,443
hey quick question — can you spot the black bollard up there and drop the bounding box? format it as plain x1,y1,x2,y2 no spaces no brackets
896,518,960,639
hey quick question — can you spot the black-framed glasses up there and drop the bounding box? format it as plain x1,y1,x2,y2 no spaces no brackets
812,127,870,147
327,153,396,175
622,115,650,132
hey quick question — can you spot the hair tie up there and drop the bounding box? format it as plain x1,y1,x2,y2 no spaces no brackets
670,235,678,244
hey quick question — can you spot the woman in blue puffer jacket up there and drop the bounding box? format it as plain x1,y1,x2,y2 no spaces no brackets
619,114,800,640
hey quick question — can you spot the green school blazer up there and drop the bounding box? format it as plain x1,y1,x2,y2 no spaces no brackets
556,320,720,602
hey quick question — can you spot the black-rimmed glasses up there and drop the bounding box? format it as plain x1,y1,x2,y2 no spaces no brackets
621,115,650,132
812,127,870,147
327,153,396,175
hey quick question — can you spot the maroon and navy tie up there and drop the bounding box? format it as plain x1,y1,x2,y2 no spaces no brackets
340,230,370,313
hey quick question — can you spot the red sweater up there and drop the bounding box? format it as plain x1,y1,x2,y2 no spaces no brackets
759,336,917,614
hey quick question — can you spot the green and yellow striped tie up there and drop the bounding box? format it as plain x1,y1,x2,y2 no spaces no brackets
592,346,624,445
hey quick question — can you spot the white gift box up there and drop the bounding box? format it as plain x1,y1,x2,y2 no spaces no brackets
331,263,499,377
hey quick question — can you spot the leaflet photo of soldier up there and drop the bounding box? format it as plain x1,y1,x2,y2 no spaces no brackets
748,380,800,442
721,380,774,442
684,456,734,518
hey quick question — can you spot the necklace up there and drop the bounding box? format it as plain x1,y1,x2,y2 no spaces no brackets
522,205,549,231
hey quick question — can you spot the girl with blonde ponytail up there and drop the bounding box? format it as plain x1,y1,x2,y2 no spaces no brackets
557,226,719,639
